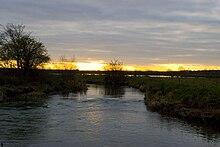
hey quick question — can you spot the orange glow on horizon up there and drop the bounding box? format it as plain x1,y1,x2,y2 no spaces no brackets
77,62,105,71
1,61,220,71
42,62,220,71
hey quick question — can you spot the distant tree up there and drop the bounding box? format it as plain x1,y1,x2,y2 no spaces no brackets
104,59,123,71
59,55,77,70
0,24,50,71
104,59,126,86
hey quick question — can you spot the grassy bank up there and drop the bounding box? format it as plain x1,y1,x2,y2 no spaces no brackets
0,69,87,103
128,77,220,124
65,74,220,125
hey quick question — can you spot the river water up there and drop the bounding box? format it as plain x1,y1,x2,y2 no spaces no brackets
0,84,220,147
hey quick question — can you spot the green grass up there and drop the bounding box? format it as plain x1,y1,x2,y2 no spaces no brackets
128,77,220,124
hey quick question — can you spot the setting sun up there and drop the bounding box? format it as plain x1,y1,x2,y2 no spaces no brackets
76,62,104,71
1,0,220,146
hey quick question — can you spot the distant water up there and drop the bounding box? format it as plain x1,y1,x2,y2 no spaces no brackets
0,84,219,147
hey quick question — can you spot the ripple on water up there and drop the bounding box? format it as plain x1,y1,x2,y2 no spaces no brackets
0,84,220,147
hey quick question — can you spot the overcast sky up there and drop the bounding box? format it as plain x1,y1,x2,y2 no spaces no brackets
1,0,220,66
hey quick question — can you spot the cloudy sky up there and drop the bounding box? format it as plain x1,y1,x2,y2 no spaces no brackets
1,0,220,68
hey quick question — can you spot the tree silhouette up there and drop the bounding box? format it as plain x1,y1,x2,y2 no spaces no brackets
104,59,126,86
0,24,50,71
103,59,123,71
58,55,77,70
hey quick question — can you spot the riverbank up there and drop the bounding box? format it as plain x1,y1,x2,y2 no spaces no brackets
128,77,220,125
1,84,219,147
0,69,87,103
62,74,220,124
1,69,220,125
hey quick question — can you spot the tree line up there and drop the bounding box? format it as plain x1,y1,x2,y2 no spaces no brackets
0,24,125,85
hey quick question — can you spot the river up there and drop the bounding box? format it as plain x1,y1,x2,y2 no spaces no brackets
0,84,220,147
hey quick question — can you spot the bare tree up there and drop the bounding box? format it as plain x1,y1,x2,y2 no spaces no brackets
103,59,123,71
59,55,77,70
104,59,125,86
0,24,50,70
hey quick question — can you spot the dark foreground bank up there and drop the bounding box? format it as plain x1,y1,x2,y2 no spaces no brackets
0,69,87,103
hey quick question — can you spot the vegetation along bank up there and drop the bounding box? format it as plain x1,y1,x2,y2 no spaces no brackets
0,69,87,103
128,76,220,125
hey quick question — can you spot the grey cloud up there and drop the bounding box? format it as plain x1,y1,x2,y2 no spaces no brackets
0,0,220,66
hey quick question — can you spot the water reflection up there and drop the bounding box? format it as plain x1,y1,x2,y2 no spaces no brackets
0,100,48,146
0,85,219,147
185,122,220,141
100,85,125,98
146,106,220,142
